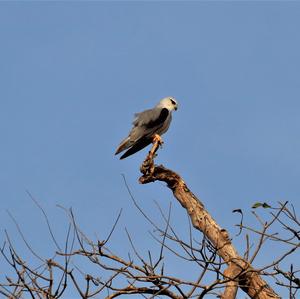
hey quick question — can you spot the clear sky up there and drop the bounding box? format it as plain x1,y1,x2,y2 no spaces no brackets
1,2,300,298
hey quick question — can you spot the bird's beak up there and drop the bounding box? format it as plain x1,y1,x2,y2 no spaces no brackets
174,106,178,111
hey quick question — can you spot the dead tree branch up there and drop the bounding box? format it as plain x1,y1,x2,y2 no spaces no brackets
139,140,280,299
1,142,299,298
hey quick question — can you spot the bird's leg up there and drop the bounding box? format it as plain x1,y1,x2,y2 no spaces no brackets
140,134,163,177
150,134,163,156
152,134,163,146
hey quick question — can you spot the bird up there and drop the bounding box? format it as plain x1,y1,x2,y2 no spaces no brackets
115,97,178,159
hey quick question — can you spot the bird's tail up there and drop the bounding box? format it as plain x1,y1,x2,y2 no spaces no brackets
115,137,132,155
119,138,151,159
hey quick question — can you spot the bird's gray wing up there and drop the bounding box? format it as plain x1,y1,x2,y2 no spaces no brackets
133,107,167,126
133,107,169,135
116,107,169,159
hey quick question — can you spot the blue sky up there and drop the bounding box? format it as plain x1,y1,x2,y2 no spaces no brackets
1,2,300,298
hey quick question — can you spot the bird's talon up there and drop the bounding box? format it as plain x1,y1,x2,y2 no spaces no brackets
152,134,163,145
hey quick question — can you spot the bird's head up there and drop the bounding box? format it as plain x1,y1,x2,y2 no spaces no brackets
157,97,178,111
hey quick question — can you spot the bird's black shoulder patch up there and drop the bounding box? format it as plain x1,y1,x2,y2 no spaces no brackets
146,108,169,129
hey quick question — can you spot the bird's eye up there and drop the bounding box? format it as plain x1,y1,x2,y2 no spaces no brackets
170,98,176,105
